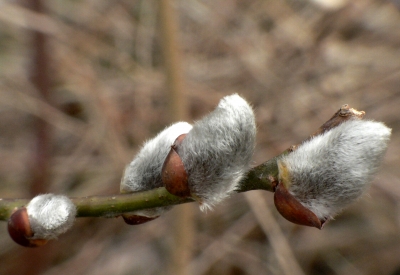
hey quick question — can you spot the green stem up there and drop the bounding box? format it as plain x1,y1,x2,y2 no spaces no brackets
0,157,277,221
237,156,279,192
72,188,193,218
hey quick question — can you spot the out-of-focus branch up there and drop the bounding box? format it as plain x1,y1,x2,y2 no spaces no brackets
18,0,54,273
159,0,188,121
245,192,306,275
28,0,52,195
158,0,192,274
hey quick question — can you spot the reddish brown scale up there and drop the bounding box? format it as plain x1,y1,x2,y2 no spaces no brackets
274,183,324,229
122,214,159,225
122,134,189,225
7,207,48,247
161,134,191,197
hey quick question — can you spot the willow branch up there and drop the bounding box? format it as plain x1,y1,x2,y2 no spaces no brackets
0,104,363,221
0,157,275,221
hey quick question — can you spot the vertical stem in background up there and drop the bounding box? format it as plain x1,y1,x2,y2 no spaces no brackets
158,1,194,275
159,0,188,120
28,0,51,195
10,1,54,275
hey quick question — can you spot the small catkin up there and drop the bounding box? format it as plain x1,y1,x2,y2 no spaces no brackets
177,94,257,211
278,119,391,221
121,122,193,193
27,194,76,239
120,122,193,217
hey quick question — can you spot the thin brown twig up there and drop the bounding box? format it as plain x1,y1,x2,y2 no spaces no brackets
187,212,257,275
158,0,193,274
245,191,306,275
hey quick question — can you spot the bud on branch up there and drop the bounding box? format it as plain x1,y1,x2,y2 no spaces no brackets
275,119,391,228
163,94,256,211
120,122,192,224
7,194,76,247
0,100,392,247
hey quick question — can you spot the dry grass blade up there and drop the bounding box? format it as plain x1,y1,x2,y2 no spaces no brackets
245,192,305,275
187,212,257,275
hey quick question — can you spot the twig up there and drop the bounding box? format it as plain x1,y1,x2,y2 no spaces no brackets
0,157,276,221
158,0,193,273
187,212,257,275
0,104,364,221
28,0,52,195
245,191,306,275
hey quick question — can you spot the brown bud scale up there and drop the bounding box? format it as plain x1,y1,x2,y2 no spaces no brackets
162,134,191,197
122,214,159,225
7,208,48,247
274,183,324,229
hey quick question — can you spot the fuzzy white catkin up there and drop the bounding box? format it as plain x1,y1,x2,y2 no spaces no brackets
278,119,391,221
178,94,257,211
27,194,76,239
120,122,193,217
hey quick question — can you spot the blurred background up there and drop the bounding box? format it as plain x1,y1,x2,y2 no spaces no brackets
0,0,399,274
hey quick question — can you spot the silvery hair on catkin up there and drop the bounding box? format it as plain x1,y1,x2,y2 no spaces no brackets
177,94,257,211
120,122,193,217
121,122,193,193
27,194,76,239
278,119,391,220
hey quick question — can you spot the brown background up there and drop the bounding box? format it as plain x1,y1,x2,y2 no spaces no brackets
0,0,399,274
